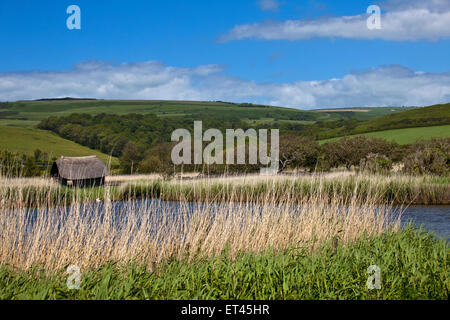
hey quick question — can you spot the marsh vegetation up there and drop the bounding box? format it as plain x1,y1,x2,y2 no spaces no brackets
0,172,448,300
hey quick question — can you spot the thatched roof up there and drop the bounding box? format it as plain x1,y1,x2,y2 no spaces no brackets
52,156,107,180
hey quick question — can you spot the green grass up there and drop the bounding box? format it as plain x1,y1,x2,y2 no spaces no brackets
319,103,450,140
0,126,118,165
320,125,450,145
313,106,417,121
0,119,39,128
356,103,450,132
0,227,447,300
0,100,316,122
0,99,409,125
1,100,447,159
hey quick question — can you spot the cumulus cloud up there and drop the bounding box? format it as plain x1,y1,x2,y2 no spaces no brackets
0,60,449,109
266,66,450,108
221,0,450,42
257,0,281,12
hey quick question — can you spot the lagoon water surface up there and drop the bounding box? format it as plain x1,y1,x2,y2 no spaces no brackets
22,201,450,242
400,206,449,241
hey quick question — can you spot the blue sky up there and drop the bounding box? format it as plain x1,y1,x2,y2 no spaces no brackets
1,0,450,108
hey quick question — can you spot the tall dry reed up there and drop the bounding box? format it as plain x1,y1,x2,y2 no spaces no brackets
0,174,402,272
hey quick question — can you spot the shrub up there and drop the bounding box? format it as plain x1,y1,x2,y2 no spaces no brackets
139,143,175,178
360,153,393,174
321,136,399,170
279,135,320,172
403,138,450,176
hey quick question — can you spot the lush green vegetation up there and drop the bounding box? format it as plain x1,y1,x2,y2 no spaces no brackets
34,104,449,174
0,99,410,123
1,163,448,300
1,99,448,175
320,125,450,145
0,126,118,165
1,100,448,301
37,113,249,157
0,227,447,300
0,99,320,123
317,103,450,140
312,106,418,121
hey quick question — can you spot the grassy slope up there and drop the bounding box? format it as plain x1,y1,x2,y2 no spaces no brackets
320,103,450,139
320,125,450,145
1,99,409,124
354,103,450,132
1,100,448,154
312,106,417,121
1,100,315,122
0,126,118,165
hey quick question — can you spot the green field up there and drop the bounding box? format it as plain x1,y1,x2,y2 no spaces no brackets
0,119,39,128
0,100,318,123
319,103,450,140
320,125,450,145
313,106,417,121
0,126,118,165
0,99,411,124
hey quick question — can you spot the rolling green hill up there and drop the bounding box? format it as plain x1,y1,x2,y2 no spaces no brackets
312,106,417,121
0,126,118,165
320,125,450,145
317,103,450,140
0,99,412,125
0,99,448,163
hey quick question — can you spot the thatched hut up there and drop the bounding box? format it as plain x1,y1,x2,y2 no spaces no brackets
51,156,107,187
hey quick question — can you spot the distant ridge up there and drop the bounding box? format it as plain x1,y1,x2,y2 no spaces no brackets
35,97,98,101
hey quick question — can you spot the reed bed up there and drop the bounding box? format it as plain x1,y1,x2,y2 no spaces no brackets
0,173,448,210
0,174,403,272
121,173,450,205
2,226,447,300
1,173,448,300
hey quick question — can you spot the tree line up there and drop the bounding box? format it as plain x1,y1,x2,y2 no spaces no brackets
36,113,449,177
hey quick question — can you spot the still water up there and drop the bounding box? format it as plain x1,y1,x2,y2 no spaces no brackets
22,201,450,242
400,206,449,241
87,202,450,242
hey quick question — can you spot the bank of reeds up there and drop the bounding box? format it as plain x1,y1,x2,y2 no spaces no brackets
122,173,450,205
0,173,449,209
1,226,447,300
1,173,448,300
0,173,403,272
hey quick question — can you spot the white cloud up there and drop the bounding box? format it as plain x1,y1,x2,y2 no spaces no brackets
221,0,450,42
258,0,281,12
0,61,449,109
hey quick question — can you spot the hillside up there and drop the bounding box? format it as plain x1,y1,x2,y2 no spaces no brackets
319,125,450,145
0,99,448,167
312,106,417,121
0,99,410,125
317,103,450,139
0,126,118,165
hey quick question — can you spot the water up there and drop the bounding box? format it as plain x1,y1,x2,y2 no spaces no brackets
400,206,450,241
104,202,449,241
19,201,450,242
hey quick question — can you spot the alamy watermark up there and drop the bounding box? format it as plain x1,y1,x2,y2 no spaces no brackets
366,265,381,290
67,5,81,30
65,4,380,31
66,264,81,290
367,5,381,30
171,121,279,175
